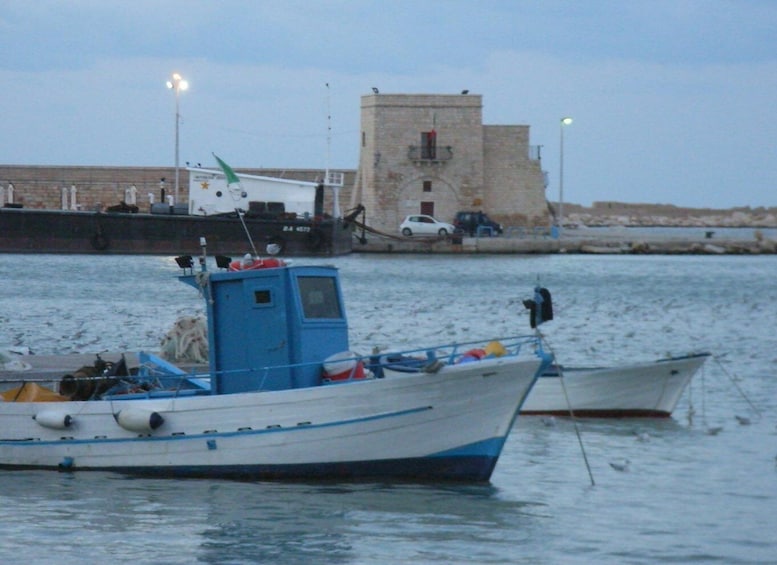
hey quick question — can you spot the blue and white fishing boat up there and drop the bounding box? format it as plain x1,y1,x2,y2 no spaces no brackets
0,243,551,482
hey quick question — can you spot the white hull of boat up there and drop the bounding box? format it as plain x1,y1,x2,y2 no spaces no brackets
520,353,709,418
0,355,542,481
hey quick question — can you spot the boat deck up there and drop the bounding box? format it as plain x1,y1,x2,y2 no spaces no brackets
1,352,204,384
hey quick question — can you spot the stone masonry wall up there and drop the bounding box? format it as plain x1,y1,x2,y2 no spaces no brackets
0,165,354,214
356,93,549,234
357,94,487,232
483,125,549,227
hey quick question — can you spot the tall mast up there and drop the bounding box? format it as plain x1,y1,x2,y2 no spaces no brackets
325,82,341,218
326,82,331,183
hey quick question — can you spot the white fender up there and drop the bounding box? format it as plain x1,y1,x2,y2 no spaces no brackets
114,408,164,432
33,410,73,430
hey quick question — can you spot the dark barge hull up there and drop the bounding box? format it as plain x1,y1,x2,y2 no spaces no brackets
0,208,354,256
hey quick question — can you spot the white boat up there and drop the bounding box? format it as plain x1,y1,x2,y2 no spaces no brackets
0,246,550,482
520,353,710,418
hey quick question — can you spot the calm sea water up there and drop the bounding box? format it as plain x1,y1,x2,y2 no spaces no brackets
1,252,776,564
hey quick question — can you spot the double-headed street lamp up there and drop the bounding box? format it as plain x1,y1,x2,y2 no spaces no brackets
558,116,573,235
166,72,189,203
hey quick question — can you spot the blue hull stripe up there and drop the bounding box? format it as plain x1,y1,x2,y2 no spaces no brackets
0,433,508,482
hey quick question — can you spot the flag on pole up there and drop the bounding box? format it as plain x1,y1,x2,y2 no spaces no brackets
213,153,240,185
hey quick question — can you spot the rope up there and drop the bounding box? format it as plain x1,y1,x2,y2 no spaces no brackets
537,331,596,486
194,271,214,305
701,361,709,428
712,355,762,419
235,208,259,257
686,368,696,426
226,180,259,257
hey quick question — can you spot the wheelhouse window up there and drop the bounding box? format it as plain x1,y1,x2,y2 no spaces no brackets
254,290,272,305
297,276,342,319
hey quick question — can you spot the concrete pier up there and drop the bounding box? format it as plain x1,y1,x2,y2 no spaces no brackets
353,230,777,255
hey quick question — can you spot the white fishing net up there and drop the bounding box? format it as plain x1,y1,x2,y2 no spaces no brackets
159,316,208,364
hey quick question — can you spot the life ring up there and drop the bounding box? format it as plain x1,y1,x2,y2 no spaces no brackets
90,232,109,251
228,256,286,271
306,228,325,251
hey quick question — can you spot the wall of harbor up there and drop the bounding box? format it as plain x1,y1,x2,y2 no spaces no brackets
354,232,777,255
3,165,776,258
0,165,356,214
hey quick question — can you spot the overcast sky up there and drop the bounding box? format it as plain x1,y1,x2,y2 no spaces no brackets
1,0,775,208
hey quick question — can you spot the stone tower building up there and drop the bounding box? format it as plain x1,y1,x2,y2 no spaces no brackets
350,93,549,233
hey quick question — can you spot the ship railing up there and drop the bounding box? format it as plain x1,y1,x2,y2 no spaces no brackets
0,335,544,400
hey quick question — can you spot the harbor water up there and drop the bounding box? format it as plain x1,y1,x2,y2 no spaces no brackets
1,252,776,564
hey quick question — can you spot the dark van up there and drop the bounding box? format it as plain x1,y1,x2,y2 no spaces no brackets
453,211,503,236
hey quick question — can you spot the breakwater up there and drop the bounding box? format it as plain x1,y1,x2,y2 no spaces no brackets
355,228,777,255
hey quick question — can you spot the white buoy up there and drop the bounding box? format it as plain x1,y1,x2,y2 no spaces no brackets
34,410,73,430
115,409,164,432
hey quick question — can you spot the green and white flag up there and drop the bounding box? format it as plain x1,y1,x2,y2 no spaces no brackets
213,153,240,185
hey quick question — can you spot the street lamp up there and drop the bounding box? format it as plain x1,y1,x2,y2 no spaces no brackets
166,72,189,203
558,116,573,235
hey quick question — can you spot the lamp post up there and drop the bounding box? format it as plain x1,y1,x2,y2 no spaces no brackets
558,117,573,235
166,73,189,204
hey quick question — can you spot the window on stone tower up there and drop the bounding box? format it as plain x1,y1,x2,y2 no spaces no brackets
421,130,437,159
423,181,432,192
362,132,366,147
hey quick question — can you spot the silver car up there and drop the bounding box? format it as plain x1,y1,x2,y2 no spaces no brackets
400,215,456,236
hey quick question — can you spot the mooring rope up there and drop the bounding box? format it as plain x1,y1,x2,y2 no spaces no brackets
712,355,762,419
234,207,259,258
686,367,696,426
537,331,596,487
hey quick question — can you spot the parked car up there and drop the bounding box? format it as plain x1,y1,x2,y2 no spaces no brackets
400,215,456,237
453,211,503,236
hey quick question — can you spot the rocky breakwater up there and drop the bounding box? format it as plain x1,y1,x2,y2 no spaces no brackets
560,229,777,255
562,202,777,255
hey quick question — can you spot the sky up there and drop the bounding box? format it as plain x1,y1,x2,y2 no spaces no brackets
1,0,775,209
